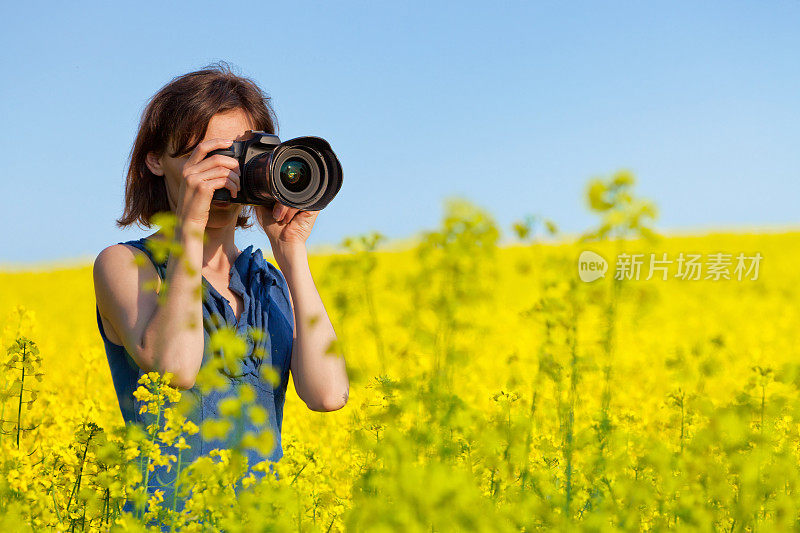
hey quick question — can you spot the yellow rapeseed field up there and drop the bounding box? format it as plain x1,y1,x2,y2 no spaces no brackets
0,173,798,531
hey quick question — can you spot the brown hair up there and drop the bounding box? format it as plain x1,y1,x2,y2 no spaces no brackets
117,61,279,229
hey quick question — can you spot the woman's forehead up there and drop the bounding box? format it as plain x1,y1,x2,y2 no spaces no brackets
205,109,256,140
168,109,258,155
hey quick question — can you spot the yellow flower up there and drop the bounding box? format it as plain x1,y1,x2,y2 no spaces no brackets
200,419,232,441
238,383,256,404
248,405,267,426
218,397,242,418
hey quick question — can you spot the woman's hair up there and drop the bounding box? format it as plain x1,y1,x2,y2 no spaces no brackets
117,61,279,229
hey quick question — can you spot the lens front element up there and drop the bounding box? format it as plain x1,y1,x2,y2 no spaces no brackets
279,158,312,193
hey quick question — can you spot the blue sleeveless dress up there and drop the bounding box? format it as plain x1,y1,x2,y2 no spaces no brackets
95,236,294,519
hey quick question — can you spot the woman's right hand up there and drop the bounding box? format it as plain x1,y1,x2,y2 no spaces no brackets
175,138,242,227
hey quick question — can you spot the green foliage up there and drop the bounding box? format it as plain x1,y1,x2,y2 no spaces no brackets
582,169,658,243
1,183,798,532
1,337,43,448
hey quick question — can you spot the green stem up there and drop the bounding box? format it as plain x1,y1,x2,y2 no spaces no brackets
680,395,685,454
519,388,537,492
290,461,309,486
51,491,62,523
16,344,26,449
169,447,183,533
102,488,109,528
139,403,163,521
66,429,91,522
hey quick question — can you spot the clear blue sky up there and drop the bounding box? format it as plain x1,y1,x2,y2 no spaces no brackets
1,1,798,264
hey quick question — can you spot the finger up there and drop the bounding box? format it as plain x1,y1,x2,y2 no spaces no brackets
225,176,239,197
192,168,241,194
279,207,300,224
226,170,241,193
199,175,239,198
187,153,240,176
197,175,232,195
273,202,289,222
186,138,235,167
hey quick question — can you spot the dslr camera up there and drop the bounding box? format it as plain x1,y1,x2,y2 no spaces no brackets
207,131,343,211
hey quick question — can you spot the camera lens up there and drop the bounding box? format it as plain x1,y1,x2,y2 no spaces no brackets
279,158,311,193
268,137,342,211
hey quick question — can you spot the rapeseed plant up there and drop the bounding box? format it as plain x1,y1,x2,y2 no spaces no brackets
0,179,797,530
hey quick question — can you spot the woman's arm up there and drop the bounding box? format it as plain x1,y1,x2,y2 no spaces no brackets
276,244,349,412
256,199,350,412
141,221,206,388
93,221,207,390
94,137,241,390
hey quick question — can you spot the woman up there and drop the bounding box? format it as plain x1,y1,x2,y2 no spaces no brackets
92,62,349,516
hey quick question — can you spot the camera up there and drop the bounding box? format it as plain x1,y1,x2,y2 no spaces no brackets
207,131,343,211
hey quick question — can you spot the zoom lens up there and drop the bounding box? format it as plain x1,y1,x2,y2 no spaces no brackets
279,158,311,193
269,136,342,211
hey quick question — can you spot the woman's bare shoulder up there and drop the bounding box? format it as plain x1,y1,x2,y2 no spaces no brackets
93,243,161,303
94,243,155,274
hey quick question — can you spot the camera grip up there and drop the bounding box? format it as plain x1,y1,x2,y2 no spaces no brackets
212,188,232,201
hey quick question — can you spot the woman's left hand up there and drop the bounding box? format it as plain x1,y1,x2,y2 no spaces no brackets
255,201,319,255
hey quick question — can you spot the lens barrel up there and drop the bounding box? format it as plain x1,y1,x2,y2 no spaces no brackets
265,137,342,211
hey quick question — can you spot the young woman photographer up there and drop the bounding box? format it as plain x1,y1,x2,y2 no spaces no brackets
92,62,349,515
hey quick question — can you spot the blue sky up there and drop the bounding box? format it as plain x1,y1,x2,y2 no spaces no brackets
1,1,798,264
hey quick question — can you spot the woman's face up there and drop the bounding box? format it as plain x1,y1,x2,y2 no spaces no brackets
147,107,256,230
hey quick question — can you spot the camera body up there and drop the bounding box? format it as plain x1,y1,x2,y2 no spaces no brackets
208,131,343,211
